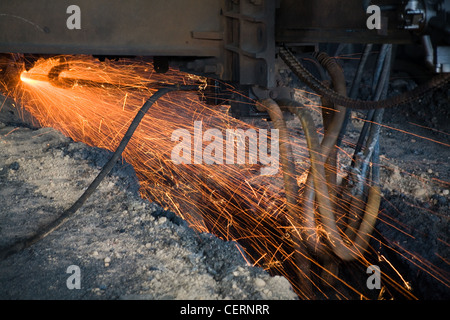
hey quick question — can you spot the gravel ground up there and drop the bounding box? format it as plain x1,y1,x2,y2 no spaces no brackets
372,80,450,300
0,97,297,300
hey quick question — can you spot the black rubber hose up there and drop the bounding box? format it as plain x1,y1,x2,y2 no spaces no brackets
344,45,392,241
351,44,392,167
0,84,199,261
279,46,450,110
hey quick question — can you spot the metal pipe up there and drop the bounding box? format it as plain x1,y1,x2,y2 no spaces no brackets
47,62,170,91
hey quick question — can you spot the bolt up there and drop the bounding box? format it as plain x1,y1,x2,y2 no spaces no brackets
269,90,278,99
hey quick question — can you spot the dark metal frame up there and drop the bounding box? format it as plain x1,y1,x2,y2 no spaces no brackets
0,0,425,89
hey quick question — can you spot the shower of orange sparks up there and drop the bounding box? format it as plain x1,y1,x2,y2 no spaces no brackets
352,115,450,148
8,54,449,299
14,55,305,287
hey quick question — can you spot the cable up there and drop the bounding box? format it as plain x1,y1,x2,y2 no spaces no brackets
285,101,381,261
279,51,349,255
344,45,392,241
0,84,199,261
273,49,385,260
336,43,374,148
257,99,299,219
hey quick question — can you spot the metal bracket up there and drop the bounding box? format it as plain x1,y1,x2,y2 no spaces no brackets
223,0,276,88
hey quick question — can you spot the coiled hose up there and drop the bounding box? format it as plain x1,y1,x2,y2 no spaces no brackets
260,49,386,261
260,96,381,261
